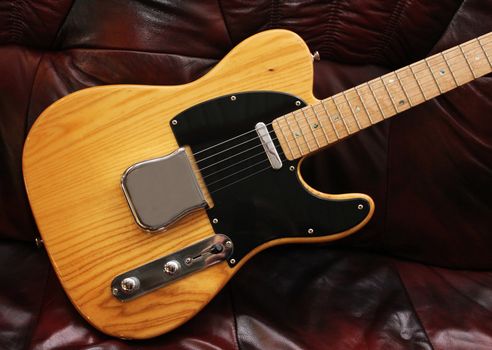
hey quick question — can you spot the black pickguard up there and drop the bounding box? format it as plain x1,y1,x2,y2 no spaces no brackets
172,92,370,265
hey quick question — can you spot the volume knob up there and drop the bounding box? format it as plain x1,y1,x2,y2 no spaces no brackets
163,260,180,275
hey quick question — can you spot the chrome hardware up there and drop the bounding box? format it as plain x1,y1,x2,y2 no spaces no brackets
111,234,233,301
289,166,295,172
358,204,364,210
212,218,219,224
121,147,207,232
35,237,44,248
307,228,314,234
163,260,180,275
255,122,282,170
312,51,320,61
230,95,237,101
171,119,178,125
121,277,140,292
295,100,302,107
229,258,236,265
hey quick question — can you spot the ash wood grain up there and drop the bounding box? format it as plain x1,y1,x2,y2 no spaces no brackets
23,29,373,339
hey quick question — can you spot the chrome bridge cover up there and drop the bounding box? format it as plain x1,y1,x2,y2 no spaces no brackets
121,147,207,232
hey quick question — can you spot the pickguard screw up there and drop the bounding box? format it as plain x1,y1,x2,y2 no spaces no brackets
35,237,44,248
289,165,295,172
230,95,236,101
308,228,314,234
229,258,236,265
225,240,232,248
358,204,364,210
295,100,302,107
171,119,178,125
212,218,219,224
112,288,119,296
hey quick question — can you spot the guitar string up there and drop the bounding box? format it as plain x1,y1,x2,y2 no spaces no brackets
199,57,492,189
190,39,491,166
193,41,492,175
196,48,492,183
203,50,492,193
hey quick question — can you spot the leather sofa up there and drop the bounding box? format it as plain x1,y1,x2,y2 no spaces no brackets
1,1,491,349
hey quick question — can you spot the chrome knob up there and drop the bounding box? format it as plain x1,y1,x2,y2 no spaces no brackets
120,277,140,293
163,260,180,275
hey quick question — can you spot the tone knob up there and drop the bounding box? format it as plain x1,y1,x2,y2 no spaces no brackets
163,260,180,275
120,277,140,293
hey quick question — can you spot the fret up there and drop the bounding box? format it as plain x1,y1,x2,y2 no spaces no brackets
411,60,440,99
333,94,359,133
458,43,477,78
353,86,374,125
383,72,412,112
292,111,313,153
300,108,321,148
396,67,425,106
285,113,304,156
330,97,351,135
341,91,362,129
477,37,492,68
366,82,387,119
461,40,491,77
424,58,444,94
440,52,458,86
273,118,296,160
394,71,413,107
442,46,474,85
426,54,458,93
311,104,330,143
344,88,371,128
408,64,427,100
321,100,341,139
379,76,399,113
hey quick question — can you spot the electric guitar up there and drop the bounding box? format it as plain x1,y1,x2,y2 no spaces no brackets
23,29,491,339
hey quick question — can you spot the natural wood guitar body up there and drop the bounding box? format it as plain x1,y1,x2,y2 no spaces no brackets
23,30,373,339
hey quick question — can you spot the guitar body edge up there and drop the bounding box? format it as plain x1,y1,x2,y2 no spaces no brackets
22,29,374,339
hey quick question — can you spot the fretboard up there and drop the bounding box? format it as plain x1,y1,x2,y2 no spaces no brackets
273,32,492,160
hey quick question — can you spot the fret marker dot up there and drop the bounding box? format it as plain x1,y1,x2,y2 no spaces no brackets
355,106,361,112
399,100,405,106
294,132,300,137
388,79,394,83
439,69,446,76
312,123,319,129
476,55,481,60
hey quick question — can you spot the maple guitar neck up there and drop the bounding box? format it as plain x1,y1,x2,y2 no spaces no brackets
273,32,492,160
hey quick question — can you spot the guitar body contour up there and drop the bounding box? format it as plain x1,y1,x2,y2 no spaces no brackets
23,30,374,339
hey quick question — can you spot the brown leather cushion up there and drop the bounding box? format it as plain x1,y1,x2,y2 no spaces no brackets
1,0,491,349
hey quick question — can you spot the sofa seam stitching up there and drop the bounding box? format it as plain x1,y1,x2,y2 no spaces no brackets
50,0,77,49
392,261,435,350
216,0,233,47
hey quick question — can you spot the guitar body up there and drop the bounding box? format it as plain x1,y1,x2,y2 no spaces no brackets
23,30,374,339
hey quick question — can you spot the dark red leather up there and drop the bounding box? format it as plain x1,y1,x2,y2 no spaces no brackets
1,0,491,349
